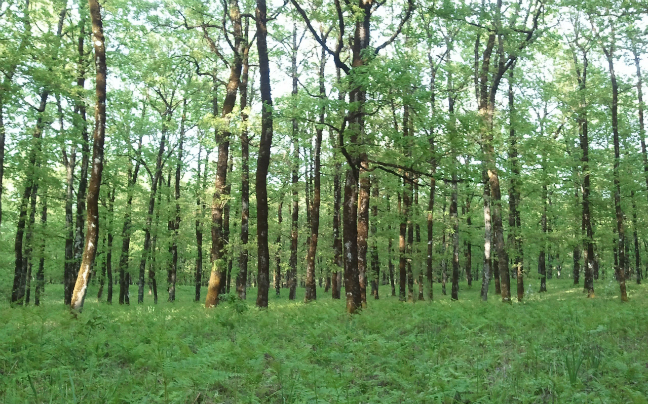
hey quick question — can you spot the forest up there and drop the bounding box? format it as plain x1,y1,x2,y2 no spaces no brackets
2,0,648,402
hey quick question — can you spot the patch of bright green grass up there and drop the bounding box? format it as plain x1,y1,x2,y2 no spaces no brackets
1,278,647,403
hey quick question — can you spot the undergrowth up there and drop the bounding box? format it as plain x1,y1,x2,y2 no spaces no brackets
1,279,647,403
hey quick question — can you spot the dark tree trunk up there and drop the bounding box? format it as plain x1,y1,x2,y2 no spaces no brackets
12,92,48,305
357,169,370,306
602,42,628,301
118,132,143,305
237,42,251,300
539,181,548,292
138,125,167,304
195,146,210,301
480,176,491,301
508,68,523,301
168,101,185,302
387,196,396,297
632,192,641,284
70,0,106,311
106,187,114,303
24,184,39,305
255,0,273,308
70,15,89,305
370,182,380,299
289,135,299,301
274,200,283,296
35,195,47,306
305,43,326,302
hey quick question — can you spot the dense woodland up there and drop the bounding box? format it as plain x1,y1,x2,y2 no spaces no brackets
2,0,648,312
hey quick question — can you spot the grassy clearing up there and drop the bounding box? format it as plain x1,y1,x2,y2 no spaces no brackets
1,278,647,403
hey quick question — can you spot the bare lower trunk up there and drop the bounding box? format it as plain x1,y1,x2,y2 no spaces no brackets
255,0,273,308
370,182,380,299
480,177,491,301
70,0,106,311
237,45,250,300
35,196,47,306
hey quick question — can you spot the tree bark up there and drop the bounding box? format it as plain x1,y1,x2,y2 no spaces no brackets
118,131,143,305
508,68,523,301
12,92,48,305
70,0,106,311
305,43,326,302
168,101,185,302
206,0,244,307
255,0,273,308
35,194,47,306
370,182,380,299
237,41,251,300
602,39,628,301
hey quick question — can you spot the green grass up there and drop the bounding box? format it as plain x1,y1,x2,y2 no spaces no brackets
1,278,647,403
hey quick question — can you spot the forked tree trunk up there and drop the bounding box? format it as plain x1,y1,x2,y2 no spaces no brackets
70,0,106,311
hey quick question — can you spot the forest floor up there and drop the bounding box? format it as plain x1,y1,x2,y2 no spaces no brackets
1,278,647,404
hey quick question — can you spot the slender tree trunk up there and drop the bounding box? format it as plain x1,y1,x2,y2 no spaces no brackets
237,43,251,300
305,44,326,302
255,0,273,308
195,146,208,302
508,68,523,301
289,137,299,301
106,187,114,303
35,195,47,306
357,169,370,306
70,0,106,311
603,43,628,301
12,92,48,305
118,133,143,305
633,49,648,208
450,181,459,301
480,176,491,301
464,197,473,286
206,1,244,307
274,200,283,296
67,14,89,304
330,69,344,300
370,182,380,299
138,127,167,304
168,101,185,302
24,183,39,305
539,181,548,292
632,192,641,284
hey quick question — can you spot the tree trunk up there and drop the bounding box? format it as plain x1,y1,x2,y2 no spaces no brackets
289,135,299,301
237,43,251,300
480,176,491,301
24,183,39,305
168,101,185,302
118,132,143,305
508,68,523,301
70,0,106,311
12,92,48,305
106,187,114,303
35,195,47,306
304,44,326,302
255,0,273,308
603,43,628,301
274,200,283,296
357,168,370,306
539,181,548,292
206,0,244,307
370,182,380,299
